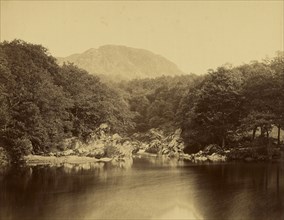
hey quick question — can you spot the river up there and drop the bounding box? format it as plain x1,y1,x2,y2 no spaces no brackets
0,155,283,220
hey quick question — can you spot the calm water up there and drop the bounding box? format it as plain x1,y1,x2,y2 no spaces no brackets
0,156,283,220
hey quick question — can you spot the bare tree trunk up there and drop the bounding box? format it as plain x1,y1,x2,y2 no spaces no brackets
277,125,281,145
252,126,257,140
277,165,280,194
260,127,265,137
222,136,225,148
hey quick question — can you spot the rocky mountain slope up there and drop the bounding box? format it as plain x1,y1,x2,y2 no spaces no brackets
57,45,184,81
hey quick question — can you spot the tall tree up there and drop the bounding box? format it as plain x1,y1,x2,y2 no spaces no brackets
180,67,243,151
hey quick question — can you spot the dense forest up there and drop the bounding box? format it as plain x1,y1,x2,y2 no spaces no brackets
0,40,283,161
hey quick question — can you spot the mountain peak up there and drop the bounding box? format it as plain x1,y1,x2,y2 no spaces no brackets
57,45,184,81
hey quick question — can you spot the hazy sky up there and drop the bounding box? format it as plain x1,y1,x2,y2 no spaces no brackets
1,1,283,74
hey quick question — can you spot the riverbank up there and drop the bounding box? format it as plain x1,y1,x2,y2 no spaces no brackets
1,125,282,168
20,127,184,166
24,155,112,166
182,144,282,163
22,146,283,167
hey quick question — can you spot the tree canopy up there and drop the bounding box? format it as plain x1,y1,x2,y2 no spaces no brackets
1,40,283,159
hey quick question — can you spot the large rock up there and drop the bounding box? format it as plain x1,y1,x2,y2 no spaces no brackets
184,150,227,163
87,148,105,159
194,155,208,162
161,129,185,157
204,144,223,155
207,153,227,162
74,147,89,156
129,141,140,154
60,137,82,151
112,134,122,144
145,139,162,154
105,144,121,158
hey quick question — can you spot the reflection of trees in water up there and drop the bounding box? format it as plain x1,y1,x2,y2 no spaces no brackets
185,163,284,220
135,155,185,167
111,157,133,169
0,161,283,220
0,163,116,220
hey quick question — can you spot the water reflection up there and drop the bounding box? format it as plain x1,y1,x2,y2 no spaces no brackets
0,157,283,220
154,204,203,219
111,157,133,169
134,154,185,167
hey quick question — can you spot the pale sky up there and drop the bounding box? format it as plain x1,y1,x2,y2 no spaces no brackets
1,1,283,74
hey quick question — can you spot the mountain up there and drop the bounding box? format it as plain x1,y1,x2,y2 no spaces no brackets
57,45,184,81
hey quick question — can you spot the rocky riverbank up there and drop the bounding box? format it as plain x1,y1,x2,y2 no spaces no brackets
133,128,185,157
181,144,282,163
22,127,185,166
1,124,282,168
24,155,112,166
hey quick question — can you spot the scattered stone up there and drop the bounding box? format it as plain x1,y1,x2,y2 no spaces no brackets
207,153,227,162
48,152,55,156
194,155,208,162
61,149,74,156
24,155,113,166
112,133,122,141
87,148,105,159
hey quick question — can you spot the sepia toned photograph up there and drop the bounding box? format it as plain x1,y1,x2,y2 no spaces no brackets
0,1,283,219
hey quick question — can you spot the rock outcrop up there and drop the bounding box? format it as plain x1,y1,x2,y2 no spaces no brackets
136,128,185,158
36,124,139,164
182,144,227,163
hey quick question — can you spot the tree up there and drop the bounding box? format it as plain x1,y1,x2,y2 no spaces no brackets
180,67,243,151
269,52,284,144
238,61,278,144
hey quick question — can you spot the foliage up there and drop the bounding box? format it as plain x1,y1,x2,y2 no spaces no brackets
179,53,284,153
118,74,198,133
1,39,283,159
0,40,134,161
179,67,244,152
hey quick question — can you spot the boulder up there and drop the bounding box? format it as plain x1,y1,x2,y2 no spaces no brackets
87,148,105,159
167,151,179,158
162,148,170,155
105,144,121,158
194,155,208,162
207,153,227,162
130,141,141,154
145,139,162,154
61,149,74,156
74,147,89,156
60,137,82,151
182,153,193,161
99,123,109,130
111,134,122,145
204,144,223,155
149,129,164,141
